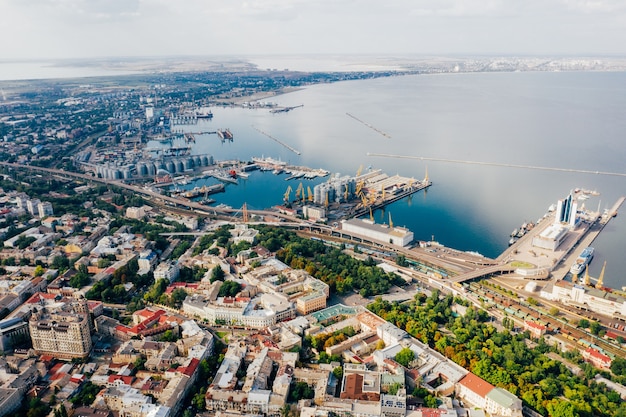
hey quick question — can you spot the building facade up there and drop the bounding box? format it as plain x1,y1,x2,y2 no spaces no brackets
29,311,92,359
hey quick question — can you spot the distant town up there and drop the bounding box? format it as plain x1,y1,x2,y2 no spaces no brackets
0,60,625,417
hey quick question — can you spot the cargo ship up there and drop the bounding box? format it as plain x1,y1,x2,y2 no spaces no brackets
570,247,594,275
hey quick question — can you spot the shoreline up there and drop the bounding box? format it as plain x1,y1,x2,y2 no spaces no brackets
215,86,305,106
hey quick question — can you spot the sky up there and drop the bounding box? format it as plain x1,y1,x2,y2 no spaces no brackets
1,0,626,60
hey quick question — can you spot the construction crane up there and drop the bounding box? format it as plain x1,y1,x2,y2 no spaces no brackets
583,265,590,286
595,261,606,289
242,202,249,223
360,194,368,208
284,185,292,202
296,182,306,204
355,180,364,197
295,182,304,201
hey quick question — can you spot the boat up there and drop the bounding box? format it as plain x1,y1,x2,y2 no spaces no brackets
196,110,213,119
212,171,238,184
272,168,283,175
570,247,595,275
237,171,250,179
511,229,519,237
200,183,225,195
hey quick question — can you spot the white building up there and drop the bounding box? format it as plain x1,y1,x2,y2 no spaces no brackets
341,218,414,247
302,205,326,221
126,206,146,220
532,224,568,251
37,201,54,218
154,262,180,283
545,280,626,319
230,224,258,244
182,296,278,329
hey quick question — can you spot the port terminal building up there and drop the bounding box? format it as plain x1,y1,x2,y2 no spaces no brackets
341,219,414,247
532,191,582,251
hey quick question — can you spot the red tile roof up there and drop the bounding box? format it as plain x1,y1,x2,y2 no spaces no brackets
458,373,494,398
585,347,611,363
524,320,547,330
108,375,135,385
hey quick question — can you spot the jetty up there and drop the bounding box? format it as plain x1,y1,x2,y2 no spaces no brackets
252,126,301,155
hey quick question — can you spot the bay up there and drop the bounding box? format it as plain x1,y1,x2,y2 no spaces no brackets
173,71,626,288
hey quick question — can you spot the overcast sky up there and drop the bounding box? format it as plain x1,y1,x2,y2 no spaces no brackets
1,0,625,60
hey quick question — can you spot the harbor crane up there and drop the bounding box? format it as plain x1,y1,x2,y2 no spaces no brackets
284,185,292,202
307,186,314,202
295,182,305,203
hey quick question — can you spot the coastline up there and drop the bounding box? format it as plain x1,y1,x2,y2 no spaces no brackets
215,86,305,106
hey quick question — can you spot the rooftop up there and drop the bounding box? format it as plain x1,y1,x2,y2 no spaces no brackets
458,373,494,398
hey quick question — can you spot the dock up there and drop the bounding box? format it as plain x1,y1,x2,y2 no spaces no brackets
350,181,432,219
270,104,303,114
496,195,625,281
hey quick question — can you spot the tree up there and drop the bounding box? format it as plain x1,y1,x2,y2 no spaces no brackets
396,254,409,267
546,400,577,417
424,395,438,408
387,382,402,395
210,266,225,283
333,366,343,380
589,321,602,336
192,388,206,411
51,255,69,271
289,381,315,401
395,347,415,367
218,281,242,297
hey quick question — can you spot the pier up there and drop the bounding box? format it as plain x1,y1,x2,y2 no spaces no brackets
349,181,432,219
270,104,303,114
252,126,301,155
346,113,391,139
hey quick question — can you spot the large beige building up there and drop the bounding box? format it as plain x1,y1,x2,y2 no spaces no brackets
29,310,92,359
296,291,327,315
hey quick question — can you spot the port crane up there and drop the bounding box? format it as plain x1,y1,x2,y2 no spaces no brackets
295,182,305,204
284,185,292,202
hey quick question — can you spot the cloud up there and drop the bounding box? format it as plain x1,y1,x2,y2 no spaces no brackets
558,0,626,14
1,0,626,59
